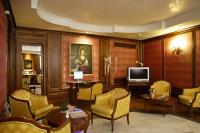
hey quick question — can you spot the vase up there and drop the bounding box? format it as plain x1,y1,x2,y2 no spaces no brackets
150,92,154,99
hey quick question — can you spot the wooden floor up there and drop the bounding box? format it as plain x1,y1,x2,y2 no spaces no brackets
77,96,200,123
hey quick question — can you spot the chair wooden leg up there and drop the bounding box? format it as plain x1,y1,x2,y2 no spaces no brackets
127,113,130,125
191,107,193,117
91,112,93,124
111,119,114,132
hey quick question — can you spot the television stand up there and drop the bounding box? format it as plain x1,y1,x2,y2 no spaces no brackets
126,81,151,95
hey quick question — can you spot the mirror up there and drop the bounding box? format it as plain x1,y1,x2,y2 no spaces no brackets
21,45,43,94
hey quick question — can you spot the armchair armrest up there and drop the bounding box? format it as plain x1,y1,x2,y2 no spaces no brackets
113,93,131,118
192,92,200,107
95,92,111,105
30,94,49,106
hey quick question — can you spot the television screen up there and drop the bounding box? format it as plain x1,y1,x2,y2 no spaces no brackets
74,71,83,80
128,67,149,82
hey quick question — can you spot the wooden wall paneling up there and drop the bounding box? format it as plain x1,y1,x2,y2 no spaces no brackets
47,33,70,105
99,38,109,85
192,31,196,87
143,39,163,82
61,34,100,81
195,30,200,86
15,28,48,94
15,29,47,40
164,32,193,88
109,41,137,86
15,40,22,90
7,27,16,95
48,33,61,91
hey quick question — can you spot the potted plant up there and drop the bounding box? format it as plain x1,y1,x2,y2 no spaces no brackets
59,100,68,113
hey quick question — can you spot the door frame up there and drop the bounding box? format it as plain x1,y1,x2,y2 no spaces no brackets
16,40,47,94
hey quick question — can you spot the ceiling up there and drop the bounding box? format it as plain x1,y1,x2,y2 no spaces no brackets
10,0,200,40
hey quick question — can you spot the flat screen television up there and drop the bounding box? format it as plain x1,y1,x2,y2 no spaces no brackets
128,67,150,82
74,71,83,80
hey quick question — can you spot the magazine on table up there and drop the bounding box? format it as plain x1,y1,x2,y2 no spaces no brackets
69,108,88,118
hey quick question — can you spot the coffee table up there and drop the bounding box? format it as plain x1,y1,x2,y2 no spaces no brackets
141,94,177,114
46,108,90,133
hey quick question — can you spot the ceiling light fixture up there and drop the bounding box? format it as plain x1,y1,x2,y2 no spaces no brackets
169,0,184,13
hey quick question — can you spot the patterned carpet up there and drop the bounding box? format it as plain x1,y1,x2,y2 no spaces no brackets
87,112,200,133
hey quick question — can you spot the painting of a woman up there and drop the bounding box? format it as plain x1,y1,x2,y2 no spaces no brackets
70,44,93,74
75,47,88,72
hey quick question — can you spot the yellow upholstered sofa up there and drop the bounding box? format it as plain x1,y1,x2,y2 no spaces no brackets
178,87,200,116
0,117,71,133
91,88,131,132
9,89,54,120
77,83,103,101
150,80,171,97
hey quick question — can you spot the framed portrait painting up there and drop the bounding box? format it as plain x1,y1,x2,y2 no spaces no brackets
69,43,93,75
24,59,33,69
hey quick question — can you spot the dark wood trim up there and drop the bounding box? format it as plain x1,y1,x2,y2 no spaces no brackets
15,41,46,94
16,27,140,42
192,31,196,87
2,0,16,29
114,42,137,48
143,24,200,42
161,39,165,80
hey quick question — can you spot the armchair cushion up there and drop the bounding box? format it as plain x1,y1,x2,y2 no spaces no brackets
178,95,194,106
91,104,114,118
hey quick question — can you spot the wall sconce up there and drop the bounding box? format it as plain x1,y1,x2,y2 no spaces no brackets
136,61,143,67
170,35,186,55
171,46,183,55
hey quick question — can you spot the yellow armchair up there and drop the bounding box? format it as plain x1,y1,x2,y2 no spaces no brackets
178,87,200,116
77,83,103,101
0,117,50,133
9,89,54,120
150,80,171,97
0,117,71,133
91,88,131,132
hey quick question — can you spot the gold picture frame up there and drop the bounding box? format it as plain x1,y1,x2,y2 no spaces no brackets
69,43,93,75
